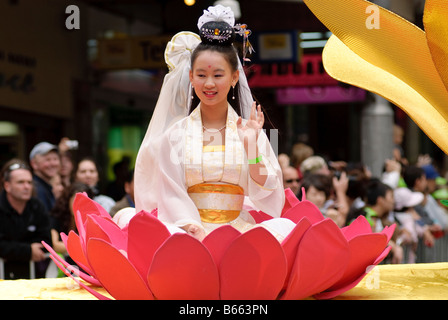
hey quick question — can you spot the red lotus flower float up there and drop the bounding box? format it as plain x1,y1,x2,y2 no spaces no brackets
42,189,394,300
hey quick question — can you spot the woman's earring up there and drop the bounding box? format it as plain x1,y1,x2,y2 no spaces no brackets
191,87,194,100
232,85,235,100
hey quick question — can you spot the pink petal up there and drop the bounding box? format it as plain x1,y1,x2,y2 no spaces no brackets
127,211,171,280
219,227,287,300
381,224,396,242
87,238,154,300
341,215,373,241
280,217,312,289
203,225,241,267
49,255,110,300
147,233,220,300
74,209,86,244
282,200,324,225
87,214,127,251
41,240,101,286
281,219,349,300
85,216,111,244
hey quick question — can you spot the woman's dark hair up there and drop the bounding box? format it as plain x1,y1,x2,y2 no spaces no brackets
50,182,94,234
298,173,333,200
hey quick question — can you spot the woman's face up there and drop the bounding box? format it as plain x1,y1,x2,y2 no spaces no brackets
75,160,98,187
190,50,239,110
306,185,327,209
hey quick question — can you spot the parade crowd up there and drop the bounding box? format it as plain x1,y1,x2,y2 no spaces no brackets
1,128,448,280
280,129,448,265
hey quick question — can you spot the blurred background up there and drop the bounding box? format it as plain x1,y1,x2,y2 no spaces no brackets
0,0,438,185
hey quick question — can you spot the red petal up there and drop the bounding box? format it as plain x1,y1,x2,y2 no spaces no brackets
315,243,392,300
147,234,219,300
87,238,154,300
282,200,324,225
281,219,349,300
66,230,95,276
281,188,301,216
248,210,274,223
219,227,287,300
381,224,396,242
280,217,312,289
203,225,241,267
127,211,171,280
325,233,387,293
72,192,110,224
341,215,372,241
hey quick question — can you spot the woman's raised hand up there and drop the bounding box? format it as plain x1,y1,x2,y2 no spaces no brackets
236,102,264,145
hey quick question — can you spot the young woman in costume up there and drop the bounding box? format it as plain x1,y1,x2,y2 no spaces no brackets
134,5,294,241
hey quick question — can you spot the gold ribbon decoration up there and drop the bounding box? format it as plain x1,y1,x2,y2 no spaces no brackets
303,0,448,154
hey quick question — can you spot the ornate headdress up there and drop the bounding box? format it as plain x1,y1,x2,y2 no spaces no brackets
197,4,254,62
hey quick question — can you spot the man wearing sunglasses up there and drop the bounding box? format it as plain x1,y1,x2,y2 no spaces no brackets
0,159,51,279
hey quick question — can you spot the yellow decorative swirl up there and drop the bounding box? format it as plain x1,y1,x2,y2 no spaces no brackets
303,0,448,154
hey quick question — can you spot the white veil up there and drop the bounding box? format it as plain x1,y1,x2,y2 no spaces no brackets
134,5,255,214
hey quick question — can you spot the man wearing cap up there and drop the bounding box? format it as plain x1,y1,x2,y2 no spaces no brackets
29,142,61,213
0,159,51,279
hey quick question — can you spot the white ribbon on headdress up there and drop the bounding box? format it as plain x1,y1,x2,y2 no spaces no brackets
197,4,235,29
134,31,200,214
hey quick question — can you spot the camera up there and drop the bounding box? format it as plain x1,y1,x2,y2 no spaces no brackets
65,140,79,150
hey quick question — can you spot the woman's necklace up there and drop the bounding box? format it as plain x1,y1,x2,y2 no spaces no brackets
203,125,226,132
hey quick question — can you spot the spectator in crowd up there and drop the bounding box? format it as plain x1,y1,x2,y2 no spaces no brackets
394,187,425,263
29,141,61,213
282,165,301,197
110,169,135,217
421,164,448,232
58,137,76,188
402,165,443,242
346,179,403,263
393,124,408,166
0,159,51,279
381,158,403,189
74,157,115,213
298,173,346,227
290,143,314,180
107,157,131,202
345,162,370,213
300,155,331,176
278,153,291,170
50,174,64,201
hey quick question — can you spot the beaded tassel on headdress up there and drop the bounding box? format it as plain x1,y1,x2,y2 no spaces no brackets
234,23,254,65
